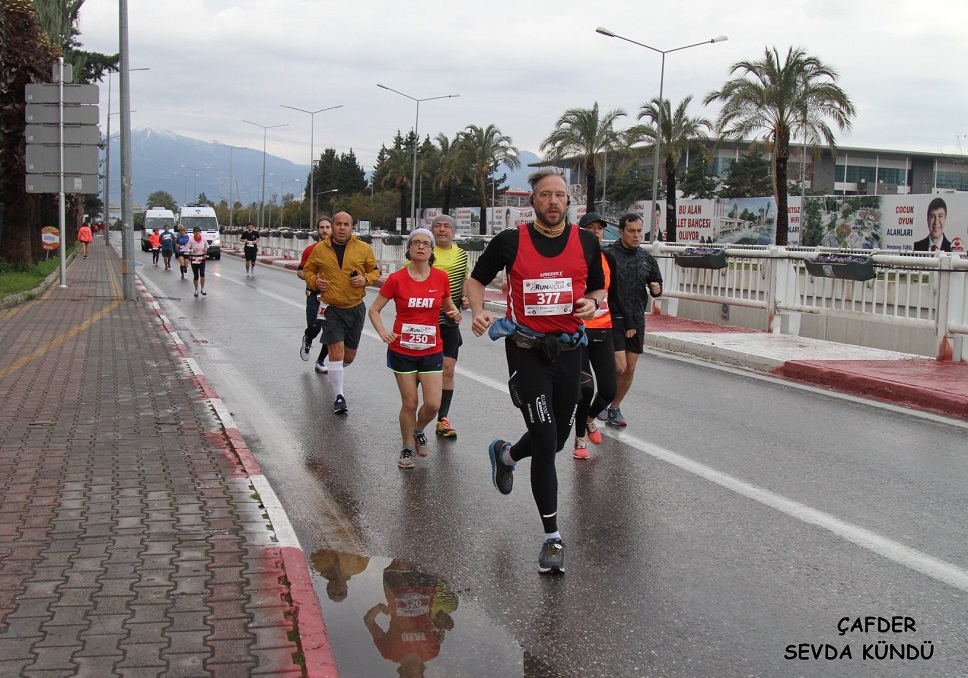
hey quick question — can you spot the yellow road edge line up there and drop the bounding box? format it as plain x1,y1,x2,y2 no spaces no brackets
0,253,125,380
0,298,123,381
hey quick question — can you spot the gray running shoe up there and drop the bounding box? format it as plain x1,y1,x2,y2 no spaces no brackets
413,430,429,458
538,538,565,574
606,407,627,428
488,439,515,495
300,335,312,361
398,448,415,469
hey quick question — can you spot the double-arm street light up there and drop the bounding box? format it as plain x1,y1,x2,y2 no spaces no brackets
280,104,343,228
180,164,209,203
377,83,459,231
596,27,727,241
242,119,288,230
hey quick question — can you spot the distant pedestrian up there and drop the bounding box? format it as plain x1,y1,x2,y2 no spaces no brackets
149,229,161,265
176,226,191,279
189,227,208,297
301,211,380,415
599,213,662,428
368,228,461,468
241,223,260,276
298,218,333,372
466,168,605,574
78,223,93,258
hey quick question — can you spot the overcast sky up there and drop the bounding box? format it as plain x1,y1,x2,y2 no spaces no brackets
78,0,968,171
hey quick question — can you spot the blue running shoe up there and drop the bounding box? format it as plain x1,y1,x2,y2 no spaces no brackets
488,439,515,495
605,407,627,428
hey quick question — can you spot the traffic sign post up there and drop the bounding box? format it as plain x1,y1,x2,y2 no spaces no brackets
25,59,100,288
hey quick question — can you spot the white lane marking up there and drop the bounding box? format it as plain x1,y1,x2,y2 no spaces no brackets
455,360,968,593
642,347,968,431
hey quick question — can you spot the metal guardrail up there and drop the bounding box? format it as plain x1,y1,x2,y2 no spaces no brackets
222,231,968,362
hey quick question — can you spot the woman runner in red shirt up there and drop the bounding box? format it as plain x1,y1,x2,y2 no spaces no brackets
368,228,462,468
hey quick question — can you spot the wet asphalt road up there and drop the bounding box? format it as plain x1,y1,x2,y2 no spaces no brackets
139,252,968,678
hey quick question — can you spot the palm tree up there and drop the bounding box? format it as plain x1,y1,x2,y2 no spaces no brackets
704,46,855,245
428,133,469,216
630,96,712,242
378,147,413,231
540,103,626,214
460,125,519,235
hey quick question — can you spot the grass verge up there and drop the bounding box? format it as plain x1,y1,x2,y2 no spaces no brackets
0,249,73,297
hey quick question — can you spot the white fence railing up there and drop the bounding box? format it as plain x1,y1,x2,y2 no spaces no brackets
222,232,968,362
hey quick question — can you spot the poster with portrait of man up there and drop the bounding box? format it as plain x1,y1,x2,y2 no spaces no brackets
880,194,968,252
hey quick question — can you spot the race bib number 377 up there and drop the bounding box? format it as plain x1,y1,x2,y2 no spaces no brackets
523,278,573,316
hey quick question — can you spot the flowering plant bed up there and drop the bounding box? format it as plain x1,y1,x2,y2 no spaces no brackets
673,247,727,269
804,254,876,281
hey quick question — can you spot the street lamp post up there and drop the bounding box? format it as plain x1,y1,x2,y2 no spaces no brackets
103,68,148,247
242,119,288,230
181,164,209,203
377,84,459,232
280,178,300,228
596,27,727,241
212,140,239,227
174,172,191,204
280,104,343,229
316,188,338,218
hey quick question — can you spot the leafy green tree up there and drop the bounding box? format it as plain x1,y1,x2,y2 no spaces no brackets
604,164,659,212
1,0,59,266
679,149,719,199
460,124,519,234
704,46,855,245
800,197,824,246
718,150,773,198
145,190,177,211
630,96,712,241
540,103,625,213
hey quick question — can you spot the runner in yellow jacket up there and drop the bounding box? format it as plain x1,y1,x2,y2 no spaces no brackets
301,212,381,414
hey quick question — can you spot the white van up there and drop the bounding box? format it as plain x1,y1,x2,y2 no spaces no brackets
177,205,221,259
140,208,176,251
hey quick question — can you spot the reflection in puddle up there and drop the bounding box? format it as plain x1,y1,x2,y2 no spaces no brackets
363,558,457,674
310,548,523,677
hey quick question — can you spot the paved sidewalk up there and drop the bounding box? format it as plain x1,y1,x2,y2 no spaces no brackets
0,242,336,677
247,248,968,420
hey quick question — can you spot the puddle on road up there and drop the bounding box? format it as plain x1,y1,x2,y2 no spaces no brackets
309,548,524,678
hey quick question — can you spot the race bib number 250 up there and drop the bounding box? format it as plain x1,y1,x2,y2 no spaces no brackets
399,323,436,350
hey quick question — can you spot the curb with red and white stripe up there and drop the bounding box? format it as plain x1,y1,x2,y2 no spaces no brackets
138,280,339,678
